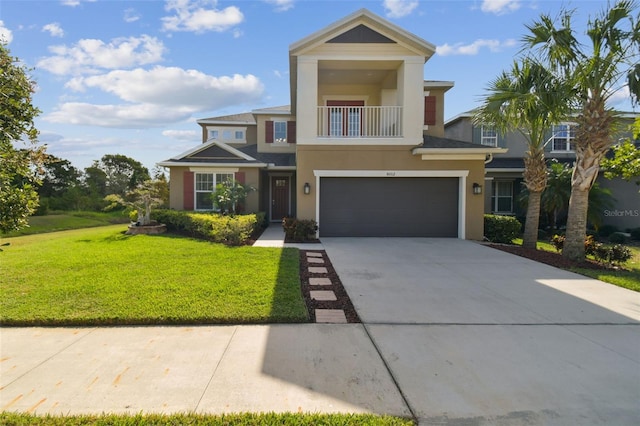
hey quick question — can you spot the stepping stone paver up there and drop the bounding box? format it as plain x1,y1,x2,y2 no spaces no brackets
307,257,324,264
306,252,323,257
308,267,328,274
310,290,337,301
309,277,332,286
315,309,347,323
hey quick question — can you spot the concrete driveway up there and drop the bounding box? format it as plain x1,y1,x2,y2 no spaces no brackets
322,238,640,425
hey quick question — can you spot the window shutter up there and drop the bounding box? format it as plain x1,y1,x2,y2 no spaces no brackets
287,121,296,144
265,121,274,143
472,126,481,144
424,96,436,126
235,171,245,184
183,171,194,210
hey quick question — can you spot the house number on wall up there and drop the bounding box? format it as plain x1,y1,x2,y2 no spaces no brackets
386,172,396,177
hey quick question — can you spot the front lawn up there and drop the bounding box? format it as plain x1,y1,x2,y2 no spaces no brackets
0,211,130,237
0,225,308,326
0,412,414,426
512,238,640,292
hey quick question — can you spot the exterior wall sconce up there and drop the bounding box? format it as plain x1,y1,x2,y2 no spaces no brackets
473,183,482,195
303,182,311,195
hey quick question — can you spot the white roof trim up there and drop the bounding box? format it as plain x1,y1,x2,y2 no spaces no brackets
166,139,258,162
412,147,508,155
157,161,267,168
197,119,256,125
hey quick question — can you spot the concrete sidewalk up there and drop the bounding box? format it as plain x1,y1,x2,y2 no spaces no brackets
0,325,409,417
252,225,324,250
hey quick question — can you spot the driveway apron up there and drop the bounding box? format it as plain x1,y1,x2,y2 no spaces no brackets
322,237,640,425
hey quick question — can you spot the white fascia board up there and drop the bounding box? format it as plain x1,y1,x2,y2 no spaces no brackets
313,170,469,178
251,108,292,115
267,165,297,170
444,111,474,126
297,137,423,146
413,147,508,155
197,119,256,125
157,161,267,168
424,81,455,91
166,140,217,160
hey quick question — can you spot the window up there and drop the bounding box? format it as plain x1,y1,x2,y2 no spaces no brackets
481,126,498,147
552,123,576,151
206,127,246,143
274,121,287,143
491,181,513,213
327,101,364,137
194,173,233,210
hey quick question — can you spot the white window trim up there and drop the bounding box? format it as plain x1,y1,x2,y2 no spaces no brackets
207,126,247,144
272,120,288,144
481,125,498,147
491,180,514,214
193,171,235,211
550,122,576,152
313,170,468,239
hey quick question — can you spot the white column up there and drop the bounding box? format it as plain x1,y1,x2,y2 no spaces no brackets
296,57,318,144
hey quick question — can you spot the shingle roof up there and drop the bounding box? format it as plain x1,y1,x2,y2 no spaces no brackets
238,144,296,167
420,134,491,149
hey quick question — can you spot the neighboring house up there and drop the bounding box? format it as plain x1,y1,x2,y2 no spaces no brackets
444,112,640,230
159,9,505,239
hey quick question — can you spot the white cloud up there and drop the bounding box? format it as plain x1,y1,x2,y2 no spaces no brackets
61,0,97,7
162,129,200,141
383,0,418,18
609,85,631,105
162,0,244,33
264,0,294,12
48,67,264,128
481,0,521,15
436,38,517,56
42,23,64,38
0,20,13,44
37,35,165,75
124,8,141,23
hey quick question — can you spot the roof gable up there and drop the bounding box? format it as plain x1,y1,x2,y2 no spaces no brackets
327,24,395,44
289,9,435,58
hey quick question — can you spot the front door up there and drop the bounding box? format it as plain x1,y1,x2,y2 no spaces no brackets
271,176,290,221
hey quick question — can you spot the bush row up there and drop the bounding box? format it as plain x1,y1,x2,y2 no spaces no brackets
152,209,265,246
551,234,632,265
484,214,522,244
282,217,318,242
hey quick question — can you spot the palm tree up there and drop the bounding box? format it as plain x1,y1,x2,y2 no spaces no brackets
523,1,640,260
474,59,570,249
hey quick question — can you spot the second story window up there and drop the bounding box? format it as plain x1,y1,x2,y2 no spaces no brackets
481,126,498,147
274,121,287,143
552,123,576,152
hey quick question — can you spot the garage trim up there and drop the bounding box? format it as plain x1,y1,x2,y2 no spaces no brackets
313,170,469,238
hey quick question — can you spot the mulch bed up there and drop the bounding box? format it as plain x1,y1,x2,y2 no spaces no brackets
299,250,361,323
487,243,619,271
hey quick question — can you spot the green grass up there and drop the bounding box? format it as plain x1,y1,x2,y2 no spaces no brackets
514,238,640,292
1,211,130,237
0,225,308,325
0,412,414,425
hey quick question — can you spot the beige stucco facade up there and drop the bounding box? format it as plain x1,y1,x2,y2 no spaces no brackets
295,145,486,240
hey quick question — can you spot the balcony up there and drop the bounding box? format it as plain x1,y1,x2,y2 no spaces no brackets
317,105,403,138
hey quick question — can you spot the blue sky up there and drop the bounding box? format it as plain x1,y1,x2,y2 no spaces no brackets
1,0,635,171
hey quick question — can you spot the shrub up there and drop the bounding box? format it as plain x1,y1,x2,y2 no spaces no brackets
630,228,640,241
551,234,600,256
593,244,632,265
551,234,565,252
282,217,318,242
609,232,629,244
484,214,521,244
151,209,258,245
598,224,619,238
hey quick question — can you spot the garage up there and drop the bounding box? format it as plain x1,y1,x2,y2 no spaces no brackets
319,177,459,237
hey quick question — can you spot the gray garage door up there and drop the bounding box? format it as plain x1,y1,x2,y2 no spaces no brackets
319,177,459,237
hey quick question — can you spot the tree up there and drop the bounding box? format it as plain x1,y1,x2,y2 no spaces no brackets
475,59,570,249
105,181,163,226
99,154,150,196
601,118,640,186
0,43,45,233
523,1,640,260
38,154,81,198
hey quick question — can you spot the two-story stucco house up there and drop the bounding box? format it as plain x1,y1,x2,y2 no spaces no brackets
159,9,505,239
444,112,640,230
